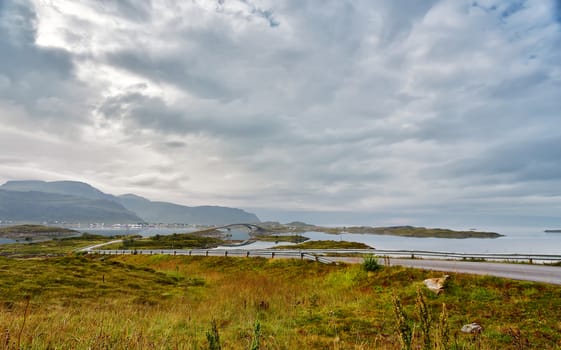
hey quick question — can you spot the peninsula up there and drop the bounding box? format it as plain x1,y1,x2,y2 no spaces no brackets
259,222,503,238
0,224,77,240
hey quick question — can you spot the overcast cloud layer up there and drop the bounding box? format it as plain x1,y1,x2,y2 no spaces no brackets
1,0,561,227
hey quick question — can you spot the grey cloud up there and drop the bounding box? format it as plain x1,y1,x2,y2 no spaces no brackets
106,51,236,101
488,71,550,99
0,3,72,80
376,0,439,43
239,0,280,27
125,175,186,189
431,137,561,184
97,90,286,139
0,0,90,132
212,0,280,27
164,141,187,148
3,0,561,223
82,0,152,22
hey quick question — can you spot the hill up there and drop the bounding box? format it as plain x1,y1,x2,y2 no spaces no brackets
117,194,260,225
0,189,142,224
0,180,260,225
1,180,115,201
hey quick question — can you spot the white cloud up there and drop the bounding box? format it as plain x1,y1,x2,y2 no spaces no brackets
1,0,561,225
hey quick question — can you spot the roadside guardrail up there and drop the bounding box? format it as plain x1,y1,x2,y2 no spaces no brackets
87,248,561,264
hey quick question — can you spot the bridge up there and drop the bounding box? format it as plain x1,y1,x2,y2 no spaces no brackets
191,223,265,234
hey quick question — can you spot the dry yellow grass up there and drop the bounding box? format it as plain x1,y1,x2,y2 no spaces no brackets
1,254,560,349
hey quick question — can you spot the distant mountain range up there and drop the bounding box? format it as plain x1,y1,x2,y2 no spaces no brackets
0,180,260,225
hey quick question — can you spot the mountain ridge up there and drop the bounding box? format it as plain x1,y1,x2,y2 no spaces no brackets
0,180,260,225
0,189,142,224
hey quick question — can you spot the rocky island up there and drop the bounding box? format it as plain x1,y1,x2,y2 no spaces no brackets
259,222,503,239
0,224,77,241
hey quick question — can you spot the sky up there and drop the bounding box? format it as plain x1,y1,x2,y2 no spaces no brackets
1,0,561,228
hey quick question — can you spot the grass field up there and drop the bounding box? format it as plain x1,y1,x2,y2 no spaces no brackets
0,233,117,256
0,224,77,236
0,254,560,349
114,233,224,250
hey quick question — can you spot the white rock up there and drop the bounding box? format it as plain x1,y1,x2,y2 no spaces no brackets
423,275,449,294
461,323,483,334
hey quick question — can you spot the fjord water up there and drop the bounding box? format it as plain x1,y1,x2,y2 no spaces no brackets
300,228,561,255
68,226,561,254
2,225,560,255
233,226,561,255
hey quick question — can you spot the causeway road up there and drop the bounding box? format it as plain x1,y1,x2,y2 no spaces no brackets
77,239,123,252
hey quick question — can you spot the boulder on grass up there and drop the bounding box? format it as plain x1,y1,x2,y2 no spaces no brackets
423,275,450,294
461,322,483,334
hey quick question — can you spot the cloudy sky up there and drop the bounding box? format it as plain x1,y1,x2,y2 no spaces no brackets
1,0,561,227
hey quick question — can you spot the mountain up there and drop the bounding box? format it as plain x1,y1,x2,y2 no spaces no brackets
117,194,260,225
0,189,142,223
0,180,260,225
1,180,115,201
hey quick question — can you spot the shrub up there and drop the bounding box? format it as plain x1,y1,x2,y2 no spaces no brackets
362,255,381,272
206,319,221,350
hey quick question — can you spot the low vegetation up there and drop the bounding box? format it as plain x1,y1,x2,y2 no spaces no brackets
251,234,309,243
0,254,560,349
362,254,382,272
116,233,224,250
0,224,77,239
273,240,373,250
0,233,115,256
258,222,502,238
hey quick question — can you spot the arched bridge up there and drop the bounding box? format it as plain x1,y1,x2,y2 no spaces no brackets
190,223,265,235
213,223,265,232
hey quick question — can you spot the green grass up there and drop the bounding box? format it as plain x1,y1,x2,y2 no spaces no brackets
115,233,224,250
0,255,560,349
273,240,373,249
257,223,502,238
251,234,309,243
0,233,117,256
0,224,76,234
0,225,77,241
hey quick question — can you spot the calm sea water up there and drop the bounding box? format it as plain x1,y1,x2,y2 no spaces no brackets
2,226,560,255
298,230,561,255
224,226,561,255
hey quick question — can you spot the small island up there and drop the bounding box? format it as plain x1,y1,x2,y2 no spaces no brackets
0,224,77,241
544,229,561,233
258,222,503,239
273,240,373,250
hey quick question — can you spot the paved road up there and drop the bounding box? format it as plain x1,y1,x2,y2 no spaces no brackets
333,257,561,285
83,245,561,285
77,239,122,252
